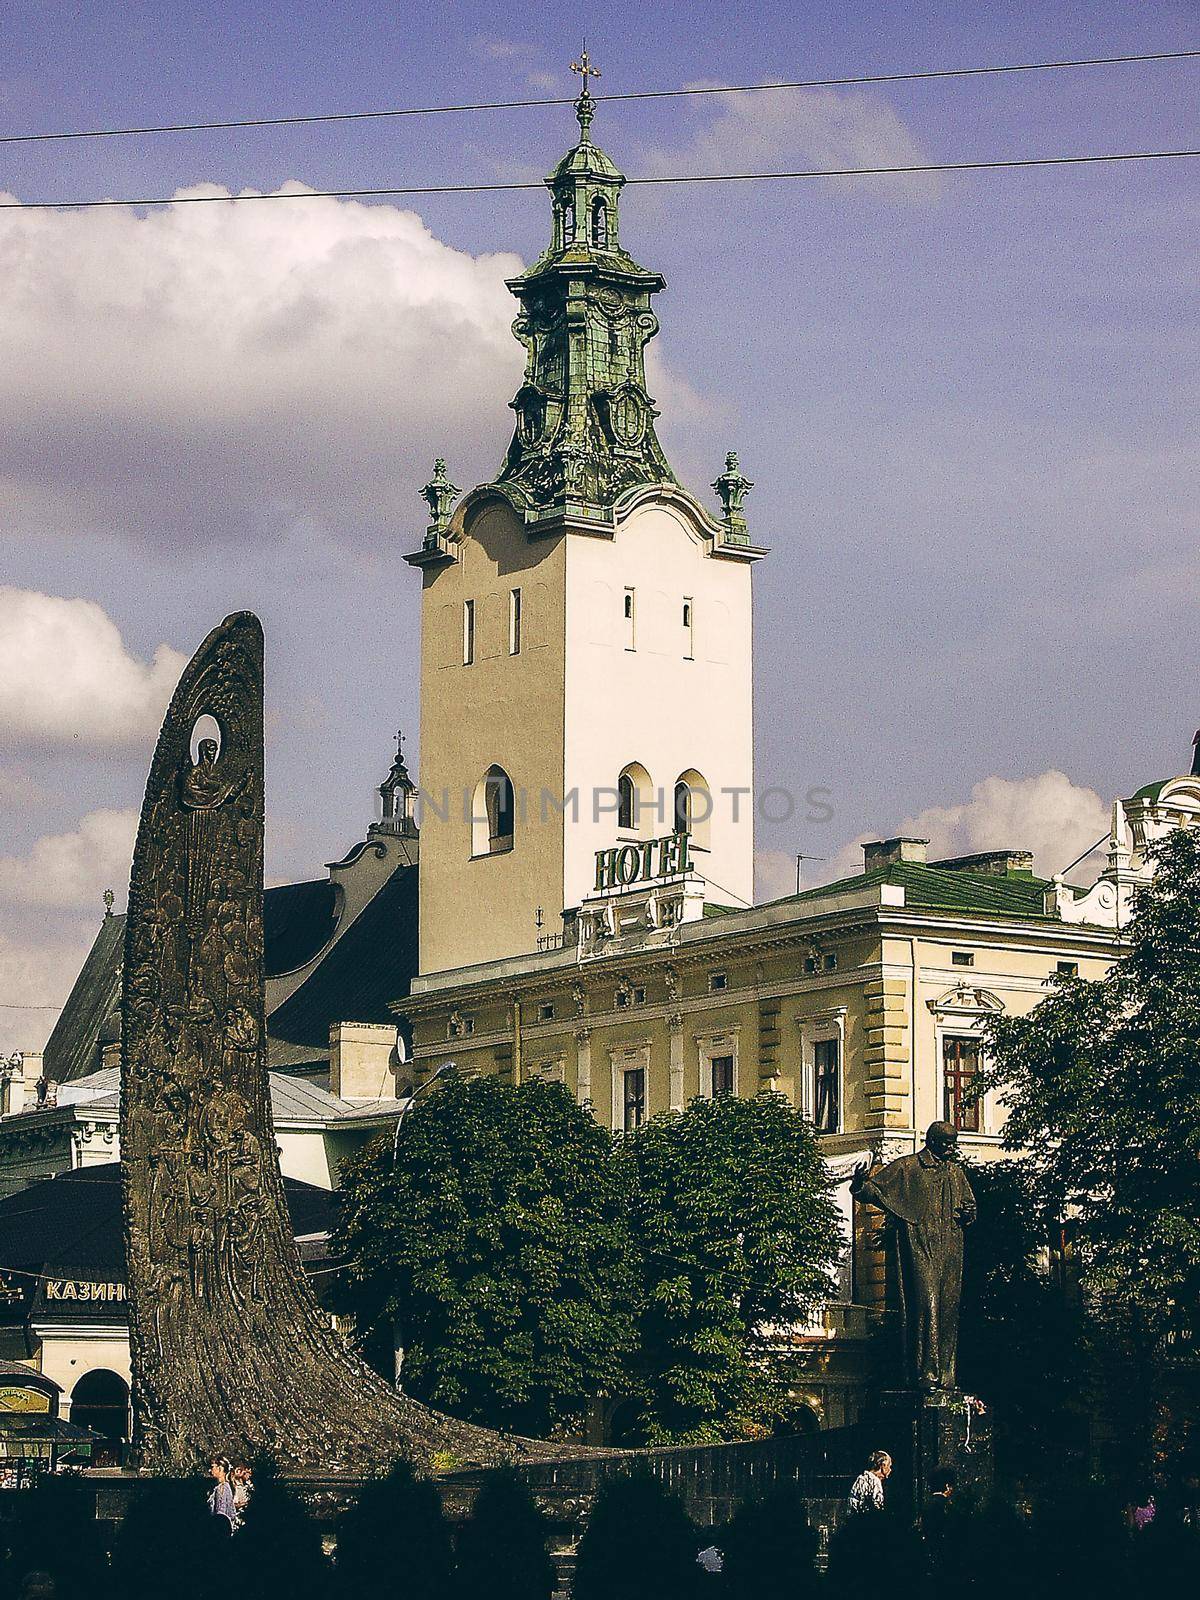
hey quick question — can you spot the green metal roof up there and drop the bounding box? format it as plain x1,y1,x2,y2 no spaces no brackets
775,860,1054,921
1130,778,1170,802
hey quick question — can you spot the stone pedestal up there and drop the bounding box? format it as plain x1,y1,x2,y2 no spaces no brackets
872,1390,993,1521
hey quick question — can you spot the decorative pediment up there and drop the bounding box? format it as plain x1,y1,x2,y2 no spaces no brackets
926,984,1005,1018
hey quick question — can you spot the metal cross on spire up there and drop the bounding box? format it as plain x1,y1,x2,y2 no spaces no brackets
570,45,601,139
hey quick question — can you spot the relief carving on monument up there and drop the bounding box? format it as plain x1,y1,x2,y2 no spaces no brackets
121,612,554,1475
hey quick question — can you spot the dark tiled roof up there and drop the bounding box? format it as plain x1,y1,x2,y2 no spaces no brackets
42,912,125,1084
268,866,418,1050
46,869,367,1082
0,1164,333,1317
263,878,340,975
778,860,1054,921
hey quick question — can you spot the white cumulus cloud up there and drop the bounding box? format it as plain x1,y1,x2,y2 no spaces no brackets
0,587,185,749
814,771,1111,888
0,808,137,909
0,185,526,552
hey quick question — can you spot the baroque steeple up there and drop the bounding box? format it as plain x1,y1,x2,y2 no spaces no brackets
493,62,677,526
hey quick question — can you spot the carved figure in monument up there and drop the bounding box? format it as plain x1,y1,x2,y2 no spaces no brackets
121,612,559,1474
180,737,248,947
851,1122,977,1393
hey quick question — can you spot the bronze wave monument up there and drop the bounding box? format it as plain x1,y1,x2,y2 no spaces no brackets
120,612,538,1475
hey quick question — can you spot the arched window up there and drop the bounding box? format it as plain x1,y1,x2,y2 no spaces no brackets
563,201,576,245
591,196,608,248
617,763,653,837
674,769,712,849
472,766,515,856
70,1368,130,1444
618,773,636,831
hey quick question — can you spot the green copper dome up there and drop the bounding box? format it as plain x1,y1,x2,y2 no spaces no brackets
492,87,677,526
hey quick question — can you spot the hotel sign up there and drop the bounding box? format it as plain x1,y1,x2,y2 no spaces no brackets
594,831,691,892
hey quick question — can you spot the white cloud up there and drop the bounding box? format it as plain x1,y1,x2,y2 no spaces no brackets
0,587,185,749
814,771,1111,888
640,84,941,206
0,185,526,551
0,808,136,909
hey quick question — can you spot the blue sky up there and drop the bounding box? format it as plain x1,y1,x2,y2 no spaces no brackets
0,1,1197,1040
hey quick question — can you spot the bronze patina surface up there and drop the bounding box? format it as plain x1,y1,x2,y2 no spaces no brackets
852,1122,978,1393
120,612,540,1475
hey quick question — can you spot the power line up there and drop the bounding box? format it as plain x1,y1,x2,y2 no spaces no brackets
0,1002,64,1012
2,49,1197,148
3,146,1198,213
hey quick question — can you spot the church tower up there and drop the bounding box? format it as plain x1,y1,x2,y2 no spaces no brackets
408,65,765,977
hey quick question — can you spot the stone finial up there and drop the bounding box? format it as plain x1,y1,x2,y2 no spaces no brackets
103,888,115,918
712,451,753,544
421,458,459,545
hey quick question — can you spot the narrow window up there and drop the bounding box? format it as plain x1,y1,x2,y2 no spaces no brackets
563,202,575,244
823,952,838,972
487,771,514,851
674,780,690,836
943,1036,982,1133
538,1002,555,1022
804,957,817,976
710,1054,735,1096
633,986,646,1005
813,1038,840,1133
623,1067,646,1131
591,195,608,248
463,600,475,666
509,587,522,655
623,588,636,650
682,598,694,659
618,772,636,832
951,951,974,968
709,972,728,993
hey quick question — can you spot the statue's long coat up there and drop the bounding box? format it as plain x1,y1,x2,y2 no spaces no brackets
859,1150,976,1390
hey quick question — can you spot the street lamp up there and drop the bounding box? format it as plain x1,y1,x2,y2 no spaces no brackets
391,1059,457,1164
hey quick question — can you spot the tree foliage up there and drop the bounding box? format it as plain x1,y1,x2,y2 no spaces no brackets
982,828,1200,1337
623,1091,842,1443
334,1461,453,1600
336,1075,639,1436
572,1471,702,1600
336,1080,842,1445
453,1467,555,1600
958,1157,1090,1475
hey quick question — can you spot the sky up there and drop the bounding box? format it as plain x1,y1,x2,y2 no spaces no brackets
1,0,1197,1048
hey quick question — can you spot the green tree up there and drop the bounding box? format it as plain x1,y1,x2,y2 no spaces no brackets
572,1471,702,1600
336,1075,639,1436
335,1461,454,1600
623,1091,842,1443
720,1484,820,1599
453,1467,555,1600
958,1158,1090,1477
982,828,1200,1464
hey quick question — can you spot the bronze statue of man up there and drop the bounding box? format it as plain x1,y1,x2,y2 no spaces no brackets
851,1122,977,1393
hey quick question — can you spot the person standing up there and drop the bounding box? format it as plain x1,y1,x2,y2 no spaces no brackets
231,1462,254,1527
847,1451,892,1515
207,1456,237,1537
